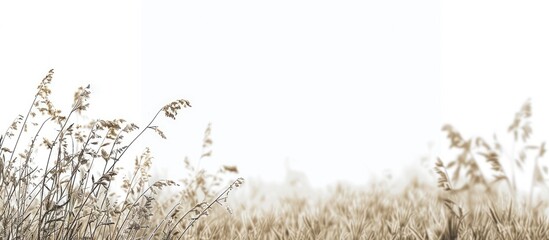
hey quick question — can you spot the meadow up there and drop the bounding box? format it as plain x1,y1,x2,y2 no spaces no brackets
1,70,549,239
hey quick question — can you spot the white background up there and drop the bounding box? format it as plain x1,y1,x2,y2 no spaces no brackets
0,1,547,188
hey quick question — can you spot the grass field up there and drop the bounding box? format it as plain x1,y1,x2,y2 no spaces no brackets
1,70,549,239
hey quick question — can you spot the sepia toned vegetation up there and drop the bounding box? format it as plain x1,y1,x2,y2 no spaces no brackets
0,70,242,239
2,70,549,239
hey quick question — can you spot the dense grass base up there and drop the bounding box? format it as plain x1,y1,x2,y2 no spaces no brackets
182,181,549,240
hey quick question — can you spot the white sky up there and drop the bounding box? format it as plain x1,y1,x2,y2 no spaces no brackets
0,1,547,188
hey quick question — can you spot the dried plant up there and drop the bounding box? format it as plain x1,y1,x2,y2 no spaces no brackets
437,99,547,198
0,70,243,239
5,70,549,239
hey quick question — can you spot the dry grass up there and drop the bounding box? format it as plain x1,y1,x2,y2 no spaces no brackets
3,70,549,239
0,70,242,239
174,179,549,239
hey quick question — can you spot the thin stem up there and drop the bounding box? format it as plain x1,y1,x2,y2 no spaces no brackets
176,178,242,240
37,108,77,239
65,109,163,238
8,94,38,165
529,155,540,208
147,203,180,240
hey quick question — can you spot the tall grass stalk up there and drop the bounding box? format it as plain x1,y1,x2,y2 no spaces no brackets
0,70,242,239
